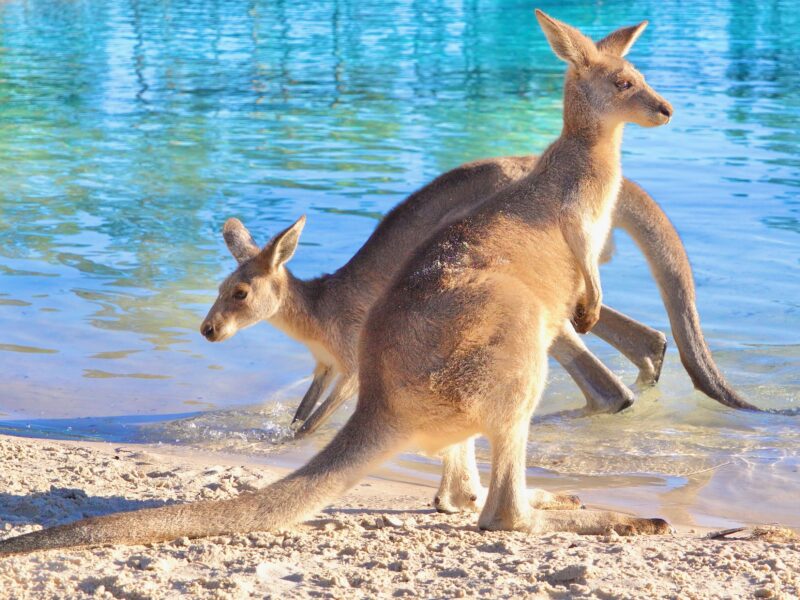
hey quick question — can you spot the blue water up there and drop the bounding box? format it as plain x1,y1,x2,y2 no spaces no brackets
0,0,798,528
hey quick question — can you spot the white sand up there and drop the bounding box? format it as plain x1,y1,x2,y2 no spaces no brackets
1,434,798,599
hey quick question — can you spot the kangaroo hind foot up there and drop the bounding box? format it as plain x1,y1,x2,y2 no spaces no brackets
435,439,581,514
477,409,667,536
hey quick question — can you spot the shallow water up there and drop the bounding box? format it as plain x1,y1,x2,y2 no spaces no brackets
0,0,798,529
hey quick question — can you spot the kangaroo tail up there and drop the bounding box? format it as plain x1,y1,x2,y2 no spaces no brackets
0,405,406,555
616,180,765,412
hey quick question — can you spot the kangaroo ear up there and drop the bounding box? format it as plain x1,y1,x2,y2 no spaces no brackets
596,21,648,57
258,215,306,271
535,9,598,69
223,218,260,264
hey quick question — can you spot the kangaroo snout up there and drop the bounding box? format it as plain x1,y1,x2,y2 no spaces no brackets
201,312,237,342
201,321,217,341
656,100,674,124
638,94,673,127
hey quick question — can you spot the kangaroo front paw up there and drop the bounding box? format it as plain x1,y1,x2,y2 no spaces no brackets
433,486,487,514
635,331,668,387
571,302,600,334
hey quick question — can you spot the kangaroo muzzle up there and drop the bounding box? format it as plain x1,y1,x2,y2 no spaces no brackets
655,99,673,124
200,316,233,342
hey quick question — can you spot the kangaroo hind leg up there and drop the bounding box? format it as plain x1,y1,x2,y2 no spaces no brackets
475,346,668,535
592,305,668,386
479,415,670,535
477,343,548,531
434,438,486,514
551,319,635,414
435,437,581,514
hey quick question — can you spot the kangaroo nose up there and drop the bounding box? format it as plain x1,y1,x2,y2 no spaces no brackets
658,103,673,119
201,323,215,339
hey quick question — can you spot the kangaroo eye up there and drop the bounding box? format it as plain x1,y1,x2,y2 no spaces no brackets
233,289,248,301
616,80,632,91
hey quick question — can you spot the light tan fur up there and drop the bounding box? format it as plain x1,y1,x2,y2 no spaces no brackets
0,12,676,554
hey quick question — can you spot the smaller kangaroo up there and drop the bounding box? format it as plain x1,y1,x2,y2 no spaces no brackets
209,213,656,425
0,11,674,554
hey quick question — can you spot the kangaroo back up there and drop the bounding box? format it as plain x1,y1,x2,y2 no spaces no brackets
332,157,536,293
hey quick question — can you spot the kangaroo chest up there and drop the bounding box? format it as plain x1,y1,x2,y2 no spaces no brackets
586,172,622,260
268,312,343,370
306,340,340,369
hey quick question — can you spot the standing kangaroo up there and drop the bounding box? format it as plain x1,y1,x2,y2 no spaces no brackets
0,11,676,554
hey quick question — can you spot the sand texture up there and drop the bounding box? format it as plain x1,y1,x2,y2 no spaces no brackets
0,434,798,599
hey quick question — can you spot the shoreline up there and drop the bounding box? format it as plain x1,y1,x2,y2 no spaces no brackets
1,423,797,531
1,433,798,599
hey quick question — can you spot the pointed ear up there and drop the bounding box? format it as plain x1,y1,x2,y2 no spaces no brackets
596,21,648,57
223,218,260,264
535,9,598,69
258,215,306,271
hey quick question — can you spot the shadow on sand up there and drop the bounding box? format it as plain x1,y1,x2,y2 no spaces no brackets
0,487,174,529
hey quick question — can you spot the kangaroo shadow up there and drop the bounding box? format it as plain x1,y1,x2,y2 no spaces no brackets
0,487,174,529
324,507,436,517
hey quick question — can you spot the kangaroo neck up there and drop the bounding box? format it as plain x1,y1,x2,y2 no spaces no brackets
267,271,328,349
557,77,625,184
534,117,625,215
560,120,624,176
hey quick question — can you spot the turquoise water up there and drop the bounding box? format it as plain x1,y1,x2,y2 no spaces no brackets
0,1,798,528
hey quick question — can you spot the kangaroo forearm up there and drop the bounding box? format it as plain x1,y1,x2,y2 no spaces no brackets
581,267,601,307
560,215,603,333
292,366,335,424
296,374,359,436
591,305,667,385
616,180,760,409
551,324,635,413
567,233,601,308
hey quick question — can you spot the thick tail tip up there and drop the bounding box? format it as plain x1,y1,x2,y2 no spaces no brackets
693,383,764,412
683,359,765,412
691,377,799,416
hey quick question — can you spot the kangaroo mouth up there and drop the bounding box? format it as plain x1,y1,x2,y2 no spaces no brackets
654,103,673,125
201,323,234,342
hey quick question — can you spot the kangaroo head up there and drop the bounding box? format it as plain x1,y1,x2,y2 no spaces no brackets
200,216,306,342
535,9,672,130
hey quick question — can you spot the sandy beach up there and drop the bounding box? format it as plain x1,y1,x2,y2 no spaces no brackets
1,0,799,598
1,434,797,599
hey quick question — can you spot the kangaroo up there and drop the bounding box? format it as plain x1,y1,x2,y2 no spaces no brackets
0,11,675,554
207,180,655,434
206,158,758,444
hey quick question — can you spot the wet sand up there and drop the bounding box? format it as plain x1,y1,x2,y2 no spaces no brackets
1,434,798,599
